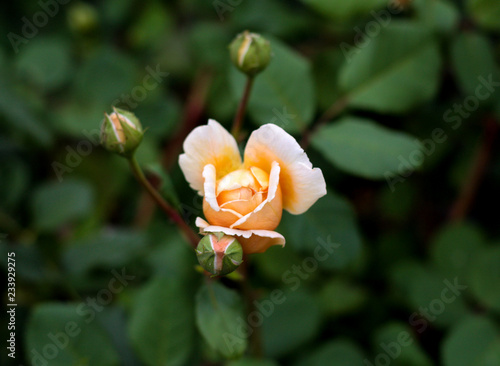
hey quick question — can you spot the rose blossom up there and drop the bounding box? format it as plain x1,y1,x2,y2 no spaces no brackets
179,120,326,254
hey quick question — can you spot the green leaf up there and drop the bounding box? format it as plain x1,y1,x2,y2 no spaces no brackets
391,263,469,328
26,303,119,366
451,32,500,96
189,22,232,67
208,67,239,121
0,157,29,210
144,163,181,210
134,95,181,141
295,339,366,366
230,0,311,38
127,1,173,48
375,232,416,273
195,282,247,359
145,223,196,279
379,182,417,221
254,244,303,283
413,0,460,34
230,37,315,132
97,307,141,366
312,117,422,179
74,49,138,105
442,316,500,366
0,241,46,282
0,78,53,147
372,323,433,366
32,179,94,231
467,0,500,31
129,277,194,366
52,100,108,136
339,21,441,113
430,222,486,279
227,358,278,366
15,36,73,92
99,0,135,25
63,230,147,276
319,278,367,316
313,50,345,111
262,291,321,358
389,260,427,301
279,192,362,270
301,0,386,21
467,246,500,313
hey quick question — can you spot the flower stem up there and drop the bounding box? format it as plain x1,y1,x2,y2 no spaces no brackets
300,96,349,149
128,155,199,247
240,255,263,358
232,76,255,140
449,117,499,222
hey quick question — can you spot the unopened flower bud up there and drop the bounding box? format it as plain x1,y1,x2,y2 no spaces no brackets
196,233,243,276
100,108,143,158
67,2,99,34
229,31,271,76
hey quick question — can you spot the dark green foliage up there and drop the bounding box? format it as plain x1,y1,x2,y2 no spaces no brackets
1,1,500,365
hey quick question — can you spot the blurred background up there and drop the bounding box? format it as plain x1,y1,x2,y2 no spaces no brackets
1,0,500,365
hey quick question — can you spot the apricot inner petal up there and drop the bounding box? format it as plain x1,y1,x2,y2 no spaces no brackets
230,161,282,230
220,191,266,216
218,187,254,203
217,169,259,194
249,166,269,190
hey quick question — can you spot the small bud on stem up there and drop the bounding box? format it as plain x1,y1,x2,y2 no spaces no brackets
229,31,271,77
100,107,143,158
196,233,243,276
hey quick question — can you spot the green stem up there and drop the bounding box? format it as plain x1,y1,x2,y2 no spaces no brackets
231,76,255,139
128,156,199,247
240,255,263,358
449,117,499,222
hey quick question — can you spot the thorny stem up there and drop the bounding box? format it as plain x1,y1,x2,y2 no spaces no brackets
231,76,255,140
449,117,499,222
128,155,199,247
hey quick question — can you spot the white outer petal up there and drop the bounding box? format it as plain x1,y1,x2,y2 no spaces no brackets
179,119,241,195
196,217,284,242
244,123,326,214
196,217,285,254
203,164,219,211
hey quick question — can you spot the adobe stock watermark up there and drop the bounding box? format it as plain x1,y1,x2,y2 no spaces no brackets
340,0,408,63
213,0,244,21
223,236,340,352
364,277,467,366
51,64,168,182
385,74,500,192
111,65,169,109
28,267,135,366
7,0,71,54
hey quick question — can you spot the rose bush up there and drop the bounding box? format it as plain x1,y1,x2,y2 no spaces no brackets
179,120,326,254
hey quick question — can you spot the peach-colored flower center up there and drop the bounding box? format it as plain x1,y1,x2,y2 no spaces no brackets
216,167,269,215
203,164,283,230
